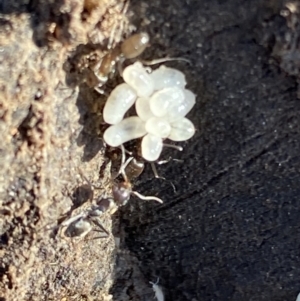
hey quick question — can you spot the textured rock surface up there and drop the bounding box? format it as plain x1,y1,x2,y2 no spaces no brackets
0,0,128,300
116,1,300,301
1,0,300,301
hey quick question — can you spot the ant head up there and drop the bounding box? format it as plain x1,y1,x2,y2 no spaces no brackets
112,181,132,206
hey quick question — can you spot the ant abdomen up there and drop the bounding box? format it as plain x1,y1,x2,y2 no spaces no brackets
94,197,115,214
121,32,150,59
64,218,92,238
124,158,145,180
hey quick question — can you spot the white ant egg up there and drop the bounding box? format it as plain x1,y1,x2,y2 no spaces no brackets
169,117,195,141
145,117,171,138
122,62,154,97
141,133,163,161
103,83,137,124
150,65,186,90
103,116,147,147
149,86,185,118
135,97,155,121
163,89,196,122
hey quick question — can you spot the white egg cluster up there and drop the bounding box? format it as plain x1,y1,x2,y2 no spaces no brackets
103,62,196,161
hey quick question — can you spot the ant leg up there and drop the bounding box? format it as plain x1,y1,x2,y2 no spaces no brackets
150,162,165,179
163,143,183,151
94,86,108,96
115,145,133,182
150,162,177,193
91,217,110,237
157,157,184,165
119,156,134,181
140,57,191,66
156,156,172,165
120,144,126,167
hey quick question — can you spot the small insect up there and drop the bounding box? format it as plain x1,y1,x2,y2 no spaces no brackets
113,176,164,204
150,278,164,301
113,144,177,193
112,147,164,204
61,197,116,239
92,32,150,94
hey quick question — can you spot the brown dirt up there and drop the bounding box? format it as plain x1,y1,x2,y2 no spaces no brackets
0,0,140,300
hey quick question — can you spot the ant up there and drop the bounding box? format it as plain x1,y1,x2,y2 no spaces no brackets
59,160,163,241
86,29,189,94
87,32,150,94
116,145,180,193
60,197,116,239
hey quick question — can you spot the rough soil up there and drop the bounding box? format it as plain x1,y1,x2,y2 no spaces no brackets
0,0,136,300
1,0,300,301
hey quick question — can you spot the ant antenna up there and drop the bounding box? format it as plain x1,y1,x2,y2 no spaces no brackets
131,191,163,204
141,57,191,66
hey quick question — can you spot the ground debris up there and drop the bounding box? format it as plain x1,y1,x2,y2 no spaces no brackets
0,0,130,300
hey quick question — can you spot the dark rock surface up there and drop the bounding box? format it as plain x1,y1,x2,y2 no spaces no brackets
115,1,300,301
1,0,300,300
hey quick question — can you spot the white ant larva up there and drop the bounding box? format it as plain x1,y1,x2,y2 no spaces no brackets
145,117,172,139
150,64,187,90
168,117,196,141
103,116,147,147
141,133,163,162
149,86,185,118
296,292,300,301
149,278,164,301
103,83,137,124
122,61,155,97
